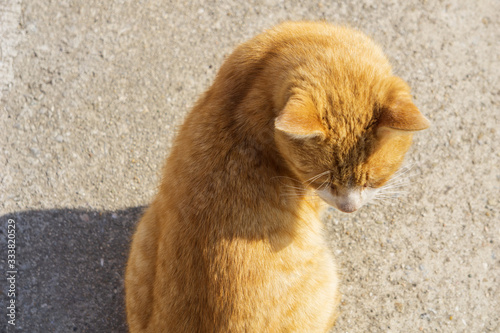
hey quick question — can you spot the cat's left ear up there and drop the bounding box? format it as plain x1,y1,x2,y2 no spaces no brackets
275,98,326,140
377,78,430,137
378,98,430,133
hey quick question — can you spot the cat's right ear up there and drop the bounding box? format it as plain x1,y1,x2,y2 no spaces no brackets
275,99,326,140
377,99,430,133
376,99,430,141
376,78,430,139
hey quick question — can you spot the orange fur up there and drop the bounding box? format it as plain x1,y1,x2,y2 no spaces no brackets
125,21,429,332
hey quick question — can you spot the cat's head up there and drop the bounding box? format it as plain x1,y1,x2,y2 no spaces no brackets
274,76,430,213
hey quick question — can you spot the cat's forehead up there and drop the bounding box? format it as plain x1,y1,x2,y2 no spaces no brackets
310,129,375,182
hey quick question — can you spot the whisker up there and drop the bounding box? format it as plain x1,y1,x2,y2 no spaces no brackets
280,193,320,199
271,176,304,187
380,182,409,189
374,196,404,201
388,167,414,182
370,198,388,204
379,188,406,194
305,170,331,182
371,163,414,206
385,176,410,185
303,170,331,188
282,187,316,193
283,185,308,191
377,190,407,195
387,175,411,183
317,178,331,191
281,192,310,197
375,190,407,197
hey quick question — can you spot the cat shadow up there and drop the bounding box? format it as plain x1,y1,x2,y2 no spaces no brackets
0,207,145,333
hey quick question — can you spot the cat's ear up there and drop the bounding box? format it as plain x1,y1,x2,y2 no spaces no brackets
275,99,326,140
378,99,430,132
377,80,430,138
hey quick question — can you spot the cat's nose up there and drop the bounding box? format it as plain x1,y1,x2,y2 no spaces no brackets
335,188,361,213
337,202,358,213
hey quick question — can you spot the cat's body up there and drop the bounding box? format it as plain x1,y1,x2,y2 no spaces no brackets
125,21,429,332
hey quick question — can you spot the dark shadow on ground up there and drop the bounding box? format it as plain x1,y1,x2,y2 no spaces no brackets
0,207,145,333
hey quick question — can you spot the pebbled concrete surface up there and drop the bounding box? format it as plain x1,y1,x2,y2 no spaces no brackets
0,1,499,332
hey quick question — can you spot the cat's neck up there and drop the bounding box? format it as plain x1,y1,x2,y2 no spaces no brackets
161,46,323,237
162,91,321,237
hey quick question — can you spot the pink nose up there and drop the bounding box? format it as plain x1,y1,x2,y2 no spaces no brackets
337,203,358,213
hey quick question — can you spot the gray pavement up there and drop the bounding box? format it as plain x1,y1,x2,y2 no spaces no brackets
0,1,499,332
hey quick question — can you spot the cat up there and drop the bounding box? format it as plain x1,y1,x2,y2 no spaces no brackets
125,21,429,333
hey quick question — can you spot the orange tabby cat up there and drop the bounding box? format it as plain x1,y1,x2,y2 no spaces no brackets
125,21,429,332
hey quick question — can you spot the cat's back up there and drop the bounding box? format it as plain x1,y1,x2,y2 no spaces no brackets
244,21,390,72
126,21,385,333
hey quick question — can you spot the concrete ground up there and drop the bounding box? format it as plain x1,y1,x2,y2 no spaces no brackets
0,1,499,332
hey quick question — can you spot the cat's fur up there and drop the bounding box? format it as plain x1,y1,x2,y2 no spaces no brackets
125,21,429,332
